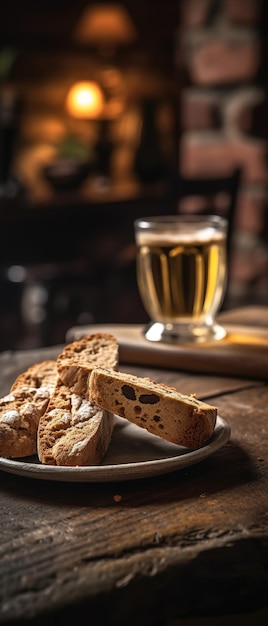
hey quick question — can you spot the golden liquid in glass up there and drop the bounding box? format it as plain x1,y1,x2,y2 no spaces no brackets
136,231,227,324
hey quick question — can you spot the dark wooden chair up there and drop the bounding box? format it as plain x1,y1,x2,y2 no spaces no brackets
171,167,242,258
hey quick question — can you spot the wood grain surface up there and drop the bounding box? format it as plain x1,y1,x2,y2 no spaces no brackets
66,307,268,380
0,308,268,625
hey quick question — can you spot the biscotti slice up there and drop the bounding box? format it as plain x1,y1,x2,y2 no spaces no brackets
11,360,57,394
0,360,58,458
57,333,118,396
0,387,54,459
89,368,217,450
37,378,114,466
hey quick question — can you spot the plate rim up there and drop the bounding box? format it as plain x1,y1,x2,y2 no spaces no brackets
0,416,231,482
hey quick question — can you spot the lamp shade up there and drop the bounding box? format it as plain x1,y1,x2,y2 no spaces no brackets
73,3,137,48
66,81,104,119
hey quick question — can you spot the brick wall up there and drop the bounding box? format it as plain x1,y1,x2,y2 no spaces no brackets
177,0,267,239
177,0,268,304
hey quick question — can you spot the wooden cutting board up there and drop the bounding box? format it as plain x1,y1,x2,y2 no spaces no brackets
66,306,268,380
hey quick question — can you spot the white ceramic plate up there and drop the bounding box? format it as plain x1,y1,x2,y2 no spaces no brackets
0,416,230,483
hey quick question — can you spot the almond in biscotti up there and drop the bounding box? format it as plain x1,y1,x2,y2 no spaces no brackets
89,368,217,450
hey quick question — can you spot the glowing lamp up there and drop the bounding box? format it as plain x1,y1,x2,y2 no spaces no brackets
73,4,137,51
66,81,104,119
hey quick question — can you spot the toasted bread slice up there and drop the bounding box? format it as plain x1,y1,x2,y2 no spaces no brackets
89,368,217,450
11,360,57,393
0,361,57,458
57,333,118,396
37,334,118,466
37,378,114,466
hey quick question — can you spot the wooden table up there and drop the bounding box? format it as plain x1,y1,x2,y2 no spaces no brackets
0,309,268,625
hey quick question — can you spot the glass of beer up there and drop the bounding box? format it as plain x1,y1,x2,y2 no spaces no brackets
134,215,228,343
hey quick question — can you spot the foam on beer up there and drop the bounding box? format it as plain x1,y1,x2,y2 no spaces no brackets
136,226,225,246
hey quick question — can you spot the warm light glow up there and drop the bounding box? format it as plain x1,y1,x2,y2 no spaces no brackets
66,81,104,119
73,4,137,48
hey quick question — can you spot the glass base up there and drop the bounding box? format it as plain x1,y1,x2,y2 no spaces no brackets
144,321,227,344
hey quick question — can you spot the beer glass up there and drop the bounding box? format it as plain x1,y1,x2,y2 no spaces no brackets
134,215,228,343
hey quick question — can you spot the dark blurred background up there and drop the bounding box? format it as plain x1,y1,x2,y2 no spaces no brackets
0,0,268,351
